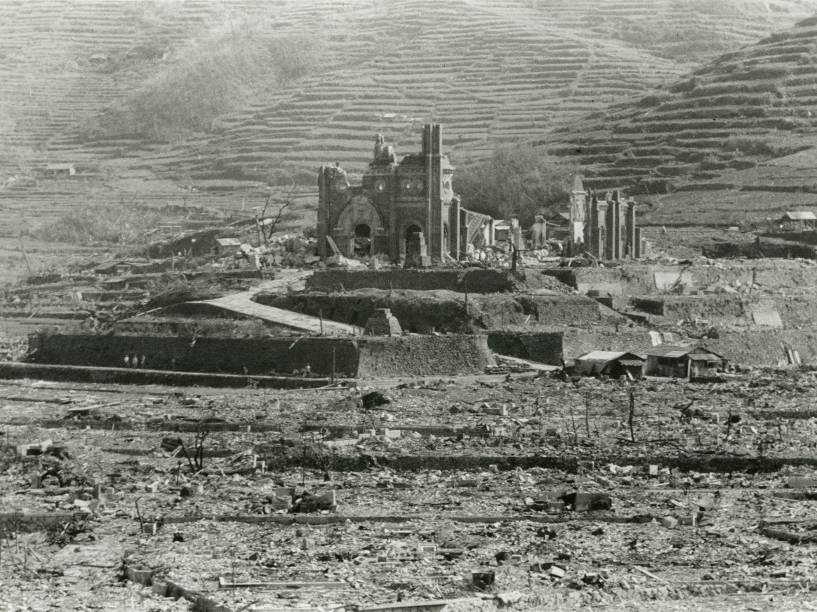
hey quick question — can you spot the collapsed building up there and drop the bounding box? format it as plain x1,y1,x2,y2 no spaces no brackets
317,124,495,266
566,175,643,259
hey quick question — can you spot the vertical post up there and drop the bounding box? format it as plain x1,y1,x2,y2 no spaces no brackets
255,214,262,248
319,309,324,336
18,236,32,275
331,347,336,383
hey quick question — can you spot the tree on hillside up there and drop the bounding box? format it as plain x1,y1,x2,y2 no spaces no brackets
454,145,575,227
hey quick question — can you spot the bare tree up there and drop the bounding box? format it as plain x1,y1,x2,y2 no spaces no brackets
258,179,295,245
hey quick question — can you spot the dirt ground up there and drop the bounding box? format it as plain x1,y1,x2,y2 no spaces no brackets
1,370,817,611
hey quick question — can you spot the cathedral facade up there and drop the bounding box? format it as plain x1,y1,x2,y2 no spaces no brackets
317,124,462,265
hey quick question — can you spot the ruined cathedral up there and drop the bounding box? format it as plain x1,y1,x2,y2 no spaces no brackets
317,124,462,265
567,175,642,259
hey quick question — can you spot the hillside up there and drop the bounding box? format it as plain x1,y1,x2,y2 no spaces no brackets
0,0,814,232
546,15,817,225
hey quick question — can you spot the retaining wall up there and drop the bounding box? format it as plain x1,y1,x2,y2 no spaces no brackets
255,290,609,333
561,327,817,366
306,268,524,293
29,333,359,376
627,295,817,329
542,261,817,296
357,335,495,377
486,331,563,365
28,332,496,378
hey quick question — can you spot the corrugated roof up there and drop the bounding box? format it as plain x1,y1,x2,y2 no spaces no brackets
688,353,723,361
645,344,696,357
783,211,816,220
646,344,725,360
577,351,626,361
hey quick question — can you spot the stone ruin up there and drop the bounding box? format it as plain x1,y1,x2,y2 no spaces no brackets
364,308,403,336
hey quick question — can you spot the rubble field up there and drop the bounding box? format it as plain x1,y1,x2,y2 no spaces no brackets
3,370,817,611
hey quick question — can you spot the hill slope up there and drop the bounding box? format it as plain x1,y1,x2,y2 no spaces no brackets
0,0,814,231
546,15,817,225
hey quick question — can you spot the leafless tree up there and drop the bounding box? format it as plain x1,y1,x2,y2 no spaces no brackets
258,177,296,245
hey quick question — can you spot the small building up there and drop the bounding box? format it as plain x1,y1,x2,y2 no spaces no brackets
574,351,645,379
777,211,816,231
644,345,726,379
45,163,76,176
214,237,241,256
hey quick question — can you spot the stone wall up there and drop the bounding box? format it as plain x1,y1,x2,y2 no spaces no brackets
486,331,563,365
306,269,523,293
29,333,360,377
255,290,609,333
543,261,817,296
29,332,496,378
356,335,495,378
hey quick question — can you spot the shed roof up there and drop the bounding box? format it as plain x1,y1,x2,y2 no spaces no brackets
646,344,724,360
577,351,644,363
782,211,816,221
215,237,241,247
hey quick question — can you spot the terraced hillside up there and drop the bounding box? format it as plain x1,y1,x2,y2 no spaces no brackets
0,0,814,230
546,15,817,225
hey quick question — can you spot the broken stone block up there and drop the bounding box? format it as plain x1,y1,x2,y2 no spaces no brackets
648,465,659,477
582,572,605,586
528,499,565,513
661,516,679,529
364,308,402,336
16,439,55,458
291,490,336,513
361,391,391,409
160,437,184,453
559,491,612,512
787,476,817,489
471,570,495,590
549,565,566,579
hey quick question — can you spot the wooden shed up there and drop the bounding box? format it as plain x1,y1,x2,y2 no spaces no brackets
574,350,645,379
644,345,726,379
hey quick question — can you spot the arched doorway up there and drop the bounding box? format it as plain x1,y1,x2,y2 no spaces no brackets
354,224,372,257
404,224,423,267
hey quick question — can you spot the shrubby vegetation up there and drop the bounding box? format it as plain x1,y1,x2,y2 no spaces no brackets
454,145,575,227
33,205,165,246
86,21,324,141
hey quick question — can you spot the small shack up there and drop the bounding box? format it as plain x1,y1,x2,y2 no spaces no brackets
215,237,241,256
574,351,645,379
777,211,816,231
644,345,726,379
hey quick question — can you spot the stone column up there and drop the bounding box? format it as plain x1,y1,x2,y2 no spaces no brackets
603,201,614,260
612,199,621,260
317,167,328,260
625,201,636,258
449,198,461,260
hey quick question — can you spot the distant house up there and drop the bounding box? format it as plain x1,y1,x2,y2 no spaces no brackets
574,351,645,379
777,211,816,231
644,345,726,379
45,163,76,176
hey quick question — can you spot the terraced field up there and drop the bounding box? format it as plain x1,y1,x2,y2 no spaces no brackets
546,15,817,225
1,0,814,230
